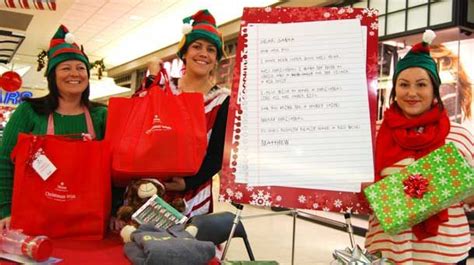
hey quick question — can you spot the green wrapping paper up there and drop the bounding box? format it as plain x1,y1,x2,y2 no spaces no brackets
364,142,474,235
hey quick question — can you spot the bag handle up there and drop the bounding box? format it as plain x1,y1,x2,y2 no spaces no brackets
147,69,172,94
47,106,96,139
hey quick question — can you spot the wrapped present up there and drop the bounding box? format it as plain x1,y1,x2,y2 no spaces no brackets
364,142,474,235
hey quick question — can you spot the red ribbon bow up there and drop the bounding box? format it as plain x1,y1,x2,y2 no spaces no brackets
403,173,429,198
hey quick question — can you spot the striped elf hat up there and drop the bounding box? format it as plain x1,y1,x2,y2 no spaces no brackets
393,29,440,84
46,25,90,75
177,9,225,60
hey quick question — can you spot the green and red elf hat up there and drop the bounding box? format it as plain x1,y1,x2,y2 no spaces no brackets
177,9,225,61
393,29,440,83
46,25,90,75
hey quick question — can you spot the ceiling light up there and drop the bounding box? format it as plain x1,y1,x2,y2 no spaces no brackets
129,15,143,21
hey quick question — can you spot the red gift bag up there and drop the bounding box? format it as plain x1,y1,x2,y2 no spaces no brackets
106,70,207,183
10,109,111,239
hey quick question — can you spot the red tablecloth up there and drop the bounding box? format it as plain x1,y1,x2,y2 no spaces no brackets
0,233,130,265
52,233,129,264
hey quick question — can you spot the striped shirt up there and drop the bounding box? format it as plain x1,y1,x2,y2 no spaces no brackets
180,87,230,217
365,122,474,264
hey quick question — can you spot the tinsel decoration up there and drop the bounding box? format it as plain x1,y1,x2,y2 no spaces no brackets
91,59,106,80
36,50,47,72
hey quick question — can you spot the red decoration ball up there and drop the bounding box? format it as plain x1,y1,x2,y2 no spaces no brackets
1,71,22,92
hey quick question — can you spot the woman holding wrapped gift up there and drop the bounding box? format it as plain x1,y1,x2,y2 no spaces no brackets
0,25,107,230
138,9,230,217
365,30,474,264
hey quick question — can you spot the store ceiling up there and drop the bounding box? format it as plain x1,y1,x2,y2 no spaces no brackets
0,0,279,70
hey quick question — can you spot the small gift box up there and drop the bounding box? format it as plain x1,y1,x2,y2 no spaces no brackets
364,142,474,235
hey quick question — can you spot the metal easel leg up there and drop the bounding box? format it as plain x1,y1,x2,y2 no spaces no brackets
291,209,297,265
344,213,356,249
221,202,244,261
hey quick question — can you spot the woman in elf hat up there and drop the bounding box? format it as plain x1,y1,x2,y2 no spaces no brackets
364,30,474,264
0,25,108,229
141,9,229,217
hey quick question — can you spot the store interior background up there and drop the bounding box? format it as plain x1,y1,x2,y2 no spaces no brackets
0,0,473,264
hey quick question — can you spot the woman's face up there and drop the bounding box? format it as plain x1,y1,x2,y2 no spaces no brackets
55,60,88,98
183,39,217,77
395,67,435,119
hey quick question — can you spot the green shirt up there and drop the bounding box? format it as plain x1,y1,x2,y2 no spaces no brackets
0,102,107,218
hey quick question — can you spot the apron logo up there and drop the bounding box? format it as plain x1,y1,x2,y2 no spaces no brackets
146,115,172,134
45,181,77,201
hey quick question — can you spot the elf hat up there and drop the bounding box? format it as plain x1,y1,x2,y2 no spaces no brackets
393,29,440,84
177,9,224,61
46,25,90,75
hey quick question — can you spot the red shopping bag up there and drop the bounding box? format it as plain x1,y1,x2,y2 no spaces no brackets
106,70,207,183
10,109,111,239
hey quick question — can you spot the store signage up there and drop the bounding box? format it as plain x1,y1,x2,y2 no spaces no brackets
0,90,32,105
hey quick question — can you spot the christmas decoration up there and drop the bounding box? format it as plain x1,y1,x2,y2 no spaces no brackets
393,29,440,83
403,173,429,199
332,245,387,264
364,142,474,235
0,71,22,92
177,9,224,60
91,59,106,80
36,50,47,72
46,25,89,75
1,0,56,10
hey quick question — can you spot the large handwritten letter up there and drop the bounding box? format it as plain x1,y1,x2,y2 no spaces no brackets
234,19,374,192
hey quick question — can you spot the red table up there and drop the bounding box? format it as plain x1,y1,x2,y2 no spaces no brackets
51,233,129,264
0,234,130,265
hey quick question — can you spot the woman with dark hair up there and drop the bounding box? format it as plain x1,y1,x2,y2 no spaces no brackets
136,9,229,218
0,25,107,229
365,30,474,264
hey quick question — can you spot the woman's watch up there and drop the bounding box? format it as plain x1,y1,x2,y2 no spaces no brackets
145,74,157,88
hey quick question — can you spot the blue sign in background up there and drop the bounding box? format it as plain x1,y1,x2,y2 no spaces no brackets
0,91,33,105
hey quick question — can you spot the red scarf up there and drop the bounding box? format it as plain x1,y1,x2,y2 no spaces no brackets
375,103,450,240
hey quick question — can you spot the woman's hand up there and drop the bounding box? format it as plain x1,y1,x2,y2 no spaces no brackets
463,195,474,206
147,57,163,76
109,216,126,233
164,177,186,191
0,216,11,230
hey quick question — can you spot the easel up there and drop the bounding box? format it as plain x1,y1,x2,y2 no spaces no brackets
221,202,358,265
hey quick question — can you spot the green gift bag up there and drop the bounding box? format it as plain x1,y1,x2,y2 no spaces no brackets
364,142,474,235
